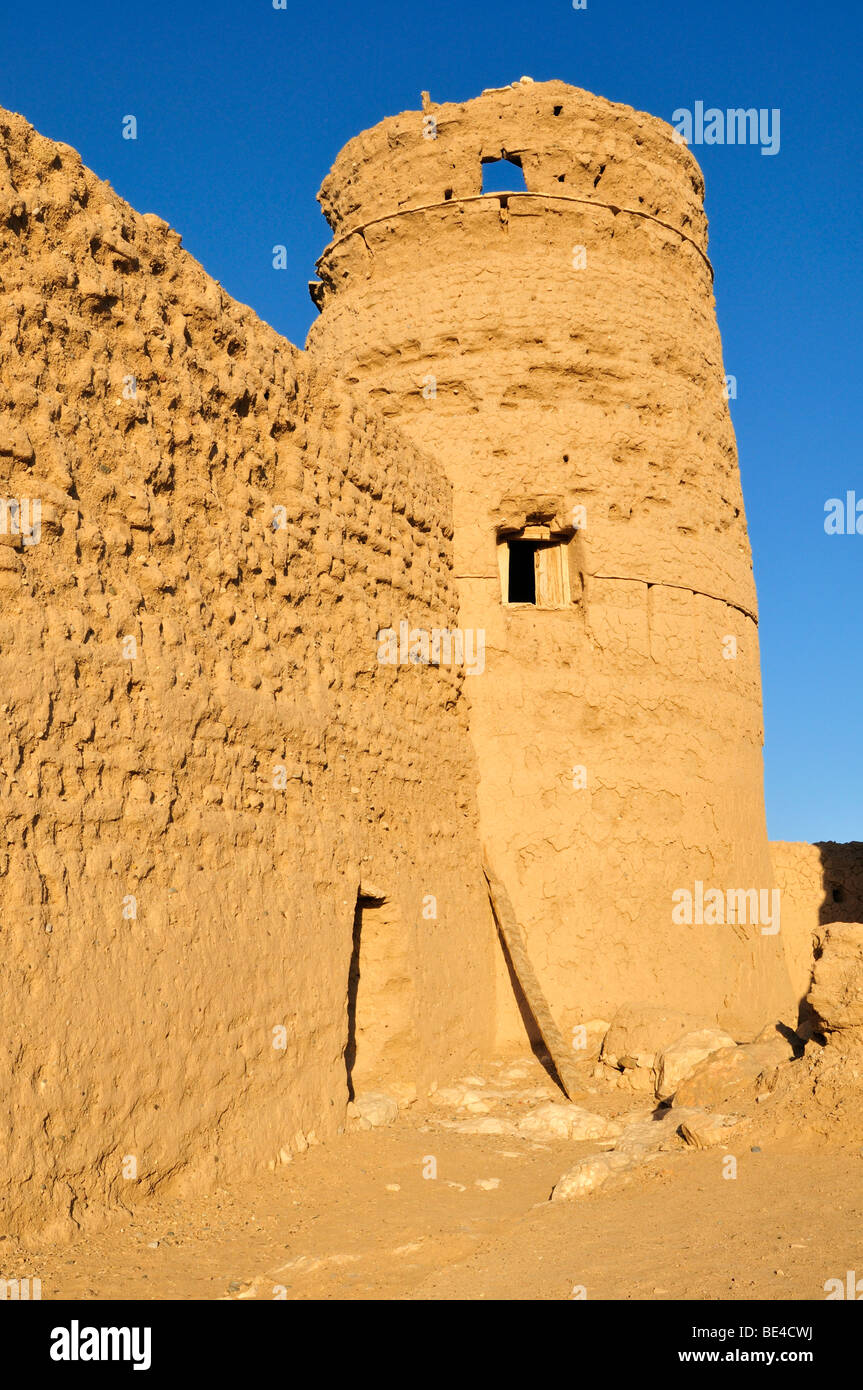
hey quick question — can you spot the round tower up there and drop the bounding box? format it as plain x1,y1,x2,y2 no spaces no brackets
306,79,793,1038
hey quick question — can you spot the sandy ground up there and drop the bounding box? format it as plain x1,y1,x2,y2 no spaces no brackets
7,1052,861,1302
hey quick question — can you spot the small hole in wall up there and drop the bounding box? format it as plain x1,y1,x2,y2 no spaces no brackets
833,886,845,904
563,454,569,462
557,174,565,183
553,105,563,116
444,188,453,200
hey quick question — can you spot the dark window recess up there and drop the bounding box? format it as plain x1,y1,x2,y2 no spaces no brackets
481,157,527,194
507,540,537,603
832,886,845,904
444,188,454,200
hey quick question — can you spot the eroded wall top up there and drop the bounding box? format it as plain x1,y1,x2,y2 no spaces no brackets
318,78,708,256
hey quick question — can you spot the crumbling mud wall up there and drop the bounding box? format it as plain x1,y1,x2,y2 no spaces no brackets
307,79,794,1039
0,107,495,1239
770,842,863,1013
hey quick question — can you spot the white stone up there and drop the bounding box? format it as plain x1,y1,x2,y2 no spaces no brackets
614,1106,704,1159
428,1084,490,1111
656,1028,737,1100
619,1051,655,1071
517,1102,622,1142
602,1004,705,1070
552,1152,633,1201
347,1091,399,1129
500,1062,532,1081
679,1113,743,1149
618,1067,656,1093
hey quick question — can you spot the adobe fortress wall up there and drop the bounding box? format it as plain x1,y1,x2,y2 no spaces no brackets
307,79,795,1038
0,108,495,1238
770,841,863,1010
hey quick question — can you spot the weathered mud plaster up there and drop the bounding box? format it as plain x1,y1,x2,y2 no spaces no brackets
771,842,863,1010
1,79,816,1239
0,107,495,1237
307,80,795,1038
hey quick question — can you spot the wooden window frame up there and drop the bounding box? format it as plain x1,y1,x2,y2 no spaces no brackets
498,528,571,609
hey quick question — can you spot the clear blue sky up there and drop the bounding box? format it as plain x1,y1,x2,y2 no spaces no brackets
2,0,860,842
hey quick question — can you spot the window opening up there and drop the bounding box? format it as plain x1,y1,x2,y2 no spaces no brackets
481,156,527,194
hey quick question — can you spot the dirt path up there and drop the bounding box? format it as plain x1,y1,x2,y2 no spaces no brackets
7,1055,861,1301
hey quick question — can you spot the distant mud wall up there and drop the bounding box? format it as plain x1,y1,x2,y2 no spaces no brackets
771,842,863,1013
308,79,794,1039
0,108,495,1238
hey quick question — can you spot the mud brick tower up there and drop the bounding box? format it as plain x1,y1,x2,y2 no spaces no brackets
307,79,793,1037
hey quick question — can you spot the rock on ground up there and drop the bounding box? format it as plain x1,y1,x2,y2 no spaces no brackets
672,1041,795,1109
601,1004,710,1071
517,1102,622,1142
428,1085,493,1113
346,1092,399,1130
679,1113,743,1149
572,1018,611,1060
655,1028,737,1100
613,1106,705,1159
551,1151,634,1201
601,1004,717,1093
551,1105,707,1201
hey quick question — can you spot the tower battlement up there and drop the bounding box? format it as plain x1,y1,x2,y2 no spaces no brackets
317,78,708,256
